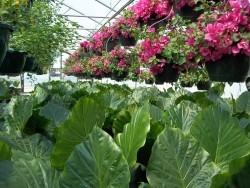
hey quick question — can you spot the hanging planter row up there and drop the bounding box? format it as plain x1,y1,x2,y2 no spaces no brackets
65,0,249,84
0,50,44,76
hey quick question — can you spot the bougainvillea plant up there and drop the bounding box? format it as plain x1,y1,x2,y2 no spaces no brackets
198,0,250,61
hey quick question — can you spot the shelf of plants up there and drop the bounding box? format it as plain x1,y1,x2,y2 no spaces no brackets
0,0,250,187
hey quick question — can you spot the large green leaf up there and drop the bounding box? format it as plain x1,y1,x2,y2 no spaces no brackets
32,85,49,106
164,101,201,133
191,105,250,172
0,141,12,161
0,159,60,188
51,97,105,170
60,127,130,188
236,91,250,115
147,128,219,187
113,104,138,134
99,90,125,110
0,132,53,161
4,97,33,131
115,105,150,167
40,101,70,126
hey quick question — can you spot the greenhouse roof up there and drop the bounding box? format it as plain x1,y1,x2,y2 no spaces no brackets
57,0,135,51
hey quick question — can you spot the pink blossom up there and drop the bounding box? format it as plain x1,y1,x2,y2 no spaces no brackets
231,46,240,54
237,39,249,50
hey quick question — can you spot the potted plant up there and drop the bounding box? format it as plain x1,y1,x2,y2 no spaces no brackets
0,49,27,75
171,0,218,21
130,0,173,30
198,1,250,82
113,12,139,46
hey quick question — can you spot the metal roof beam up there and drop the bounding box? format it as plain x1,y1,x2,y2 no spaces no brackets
62,15,110,19
94,0,116,12
100,0,135,29
55,0,101,25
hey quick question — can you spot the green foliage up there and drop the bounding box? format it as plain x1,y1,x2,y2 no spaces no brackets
7,1,81,68
60,127,130,188
116,105,150,167
147,128,219,187
0,81,249,187
51,97,105,170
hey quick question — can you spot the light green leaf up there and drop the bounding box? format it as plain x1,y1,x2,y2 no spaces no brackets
113,104,138,134
165,101,201,133
0,141,12,161
100,90,125,110
236,91,250,115
51,97,105,170
0,159,60,188
40,101,70,126
4,97,33,131
0,132,53,161
60,127,130,188
116,105,150,167
191,105,250,172
147,128,219,188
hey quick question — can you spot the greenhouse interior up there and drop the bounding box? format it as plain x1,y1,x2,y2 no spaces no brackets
0,0,250,187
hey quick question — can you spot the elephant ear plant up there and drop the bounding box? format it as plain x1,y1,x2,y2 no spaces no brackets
8,0,81,70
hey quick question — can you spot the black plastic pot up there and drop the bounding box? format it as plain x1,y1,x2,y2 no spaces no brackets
180,82,194,88
104,39,119,52
113,71,128,81
246,77,250,91
118,34,137,46
23,56,35,72
205,54,249,82
145,80,154,84
174,4,203,21
0,23,13,66
154,63,180,84
0,50,27,75
196,81,212,90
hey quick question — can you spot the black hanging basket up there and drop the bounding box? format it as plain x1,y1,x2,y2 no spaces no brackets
180,82,194,88
104,39,119,52
0,50,27,75
147,18,166,30
118,34,137,46
205,54,249,82
245,77,250,91
196,81,212,90
174,4,203,21
23,56,35,72
154,63,180,84
0,23,13,66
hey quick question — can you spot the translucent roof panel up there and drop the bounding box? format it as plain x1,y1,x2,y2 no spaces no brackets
58,0,130,48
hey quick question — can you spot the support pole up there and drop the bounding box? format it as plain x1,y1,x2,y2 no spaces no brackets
60,52,63,81
20,73,24,93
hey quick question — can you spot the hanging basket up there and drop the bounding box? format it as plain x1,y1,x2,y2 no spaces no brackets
205,54,249,82
174,4,203,21
104,39,119,52
23,56,35,72
180,82,194,88
0,50,27,75
154,63,180,84
118,34,137,46
246,77,250,91
139,17,166,31
112,71,128,81
196,81,212,90
0,23,13,66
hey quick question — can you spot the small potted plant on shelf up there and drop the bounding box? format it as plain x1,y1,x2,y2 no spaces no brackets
197,0,250,82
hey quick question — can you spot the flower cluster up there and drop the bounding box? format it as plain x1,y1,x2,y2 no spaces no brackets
130,0,173,22
199,0,250,61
